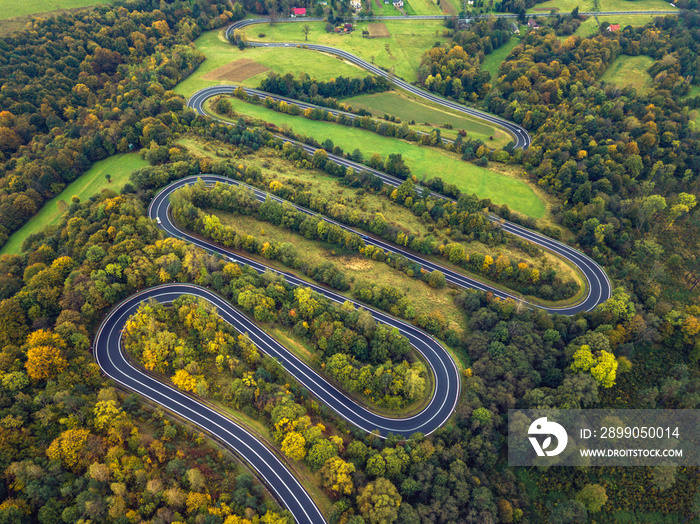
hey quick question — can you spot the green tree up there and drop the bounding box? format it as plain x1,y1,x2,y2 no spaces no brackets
428,270,446,289
306,439,337,471
357,478,402,524
575,484,607,513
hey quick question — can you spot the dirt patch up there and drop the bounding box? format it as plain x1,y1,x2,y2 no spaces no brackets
202,59,271,82
368,22,391,38
441,0,456,15
341,256,373,271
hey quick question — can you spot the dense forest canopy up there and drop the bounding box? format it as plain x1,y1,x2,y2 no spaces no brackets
0,0,698,522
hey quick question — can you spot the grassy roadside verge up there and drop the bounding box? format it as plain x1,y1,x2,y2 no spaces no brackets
242,19,452,83
176,136,586,304
204,97,547,218
174,29,367,97
1,152,148,256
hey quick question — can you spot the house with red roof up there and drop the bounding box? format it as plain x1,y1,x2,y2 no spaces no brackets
608,24,620,31
291,7,306,16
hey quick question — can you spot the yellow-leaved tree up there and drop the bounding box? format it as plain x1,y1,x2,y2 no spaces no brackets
281,431,307,461
571,345,618,388
46,428,91,473
320,456,356,495
24,329,68,381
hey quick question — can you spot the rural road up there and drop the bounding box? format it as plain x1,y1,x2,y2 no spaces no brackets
95,182,464,523
186,90,611,314
225,18,532,149
93,19,613,523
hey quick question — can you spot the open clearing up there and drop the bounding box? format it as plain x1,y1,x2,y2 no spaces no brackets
202,58,271,82
600,55,654,94
527,0,675,12
209,97,546,218
344,91,503,143
212,210,468,335
1,153,148,255
175,30,367,97
596,13,663,28
0,0,107,20
367,22,391,38
243,20,451,83
480,38,519,82
601,0,677,11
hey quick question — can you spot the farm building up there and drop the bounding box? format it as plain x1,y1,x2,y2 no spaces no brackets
291,7,306,16
392,0,404,7
608,24,621,31
527,18,539,29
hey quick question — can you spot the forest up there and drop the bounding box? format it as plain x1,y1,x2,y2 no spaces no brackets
0,0,698,523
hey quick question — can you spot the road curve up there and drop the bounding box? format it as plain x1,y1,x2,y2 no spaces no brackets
225,19,531,149
187,87,611,313
94,284,327,524
95,180,465,520
149,176,461,438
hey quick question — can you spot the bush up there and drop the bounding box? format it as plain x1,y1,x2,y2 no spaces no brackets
428,270,447,289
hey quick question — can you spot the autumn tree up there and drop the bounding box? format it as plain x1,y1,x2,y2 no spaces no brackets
570,345,618,388
46,428,91,473
24,329,68,381
320,457,355,496
357,477,402,524
575,483,607,513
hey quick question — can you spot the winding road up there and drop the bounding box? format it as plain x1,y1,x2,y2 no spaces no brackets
186,94,610,314
92,18,614,524
226,18,532,149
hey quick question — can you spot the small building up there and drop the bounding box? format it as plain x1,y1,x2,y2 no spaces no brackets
527,18,539,29
350,0,362,10
291,7,306,16
608,23,620,31
509,21,520,34
392,0,403,7
457,18,470,30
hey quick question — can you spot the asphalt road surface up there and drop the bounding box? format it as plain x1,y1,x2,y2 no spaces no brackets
186,91,611,314
93,20,617,521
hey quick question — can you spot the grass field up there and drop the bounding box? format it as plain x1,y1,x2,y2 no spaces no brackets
527,0,594,13
243,20,451,83
600,0,676,10
527,0,674,12
212,97,545,217
480,38,520,82
0,153,148,255
213,209,469,334
178,137,582,305
0,0,107,20
346,89,514,146
596,13,663,27
600,54,655,94
175,30,367,97
343,91,504,142
573,17,599,37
